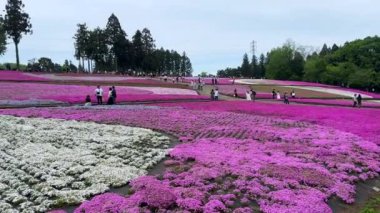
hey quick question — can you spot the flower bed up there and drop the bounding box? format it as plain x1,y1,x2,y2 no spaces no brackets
0,82,204,105
155,101,380,145
0,115,171,212
214,84,272,98
1,105,379,212
0,71,48,82
288,98,380,107
183,77,233,85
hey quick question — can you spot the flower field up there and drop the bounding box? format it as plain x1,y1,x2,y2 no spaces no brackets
0,114,171,212
0,103,379,213
0,71,48,82
0,82,205,106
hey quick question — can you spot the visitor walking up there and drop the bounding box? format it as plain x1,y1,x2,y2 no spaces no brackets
214,88,219,100
357,94,362,108
291,90,296,98
246,90,252,101
112,86,117,104
95,85,103,105
107,87,114,105
272,89,276,99
210,89,215,100
234,89,238,98
212,78,215,85
85,95,92,106
276,91,281,100
284,93,290,104
251,89,257,101
353,94,358,107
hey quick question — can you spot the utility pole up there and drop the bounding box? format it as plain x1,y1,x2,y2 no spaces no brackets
250,40,256,56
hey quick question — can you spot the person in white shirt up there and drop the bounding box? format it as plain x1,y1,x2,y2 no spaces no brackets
246,90,252,101
214,88,219,100
95,85,103,105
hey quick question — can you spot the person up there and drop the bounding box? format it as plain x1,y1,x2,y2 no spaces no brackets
199,81,204,91
234,89,238,98
232,77,235,85
284,92,290,104
272,89,276,99
357,94,362,108
85,95,92,106
353,94,358,107
251,89,257,101
107,87,114,105
214,88,219,100
291,90,296,98
164,75,168,82
246,90,252,101
112,86,117,104
215,78,218,85
95,85,103,105
276,91,281,100
210,89,215,100
212,78,215,85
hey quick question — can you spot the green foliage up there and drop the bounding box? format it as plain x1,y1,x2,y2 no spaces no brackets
361,196,380,213
265,44,304,80
303,57,326,82
240,53,251,77
3,0,32,70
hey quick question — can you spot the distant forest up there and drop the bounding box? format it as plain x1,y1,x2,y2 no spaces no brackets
217,36,380,91
73,14,193,76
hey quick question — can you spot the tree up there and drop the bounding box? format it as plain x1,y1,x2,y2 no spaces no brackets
241,53,251,77
303,57,327,82
3,0,32,70
105,14,127,71
141,28,155,54
38,57,54,72
319,44,330,56
73,23,89,71
290,51,305,80
132,30,144,71
258,54,266,78
181,52,192,76
265,45,293,80
0,16,7,56
251,54,259,78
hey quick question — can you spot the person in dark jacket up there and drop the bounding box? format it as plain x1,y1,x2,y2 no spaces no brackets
107,87,114,105
112,86,117,104
357,94,362,108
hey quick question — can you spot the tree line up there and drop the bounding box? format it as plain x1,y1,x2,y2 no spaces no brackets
74,14,193,76
217,37,380,91
217,53,266,79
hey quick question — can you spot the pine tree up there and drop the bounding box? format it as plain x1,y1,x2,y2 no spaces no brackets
241,53,250,77
106,14,127,71
3,0,32,70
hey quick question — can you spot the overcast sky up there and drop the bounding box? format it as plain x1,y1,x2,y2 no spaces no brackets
0,0,379,74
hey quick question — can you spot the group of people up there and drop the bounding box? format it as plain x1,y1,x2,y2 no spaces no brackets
85,85,117,106
190,77,205,91
245,89,257,101
353,94,362,108
210,88,219,100
272,89,295,104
